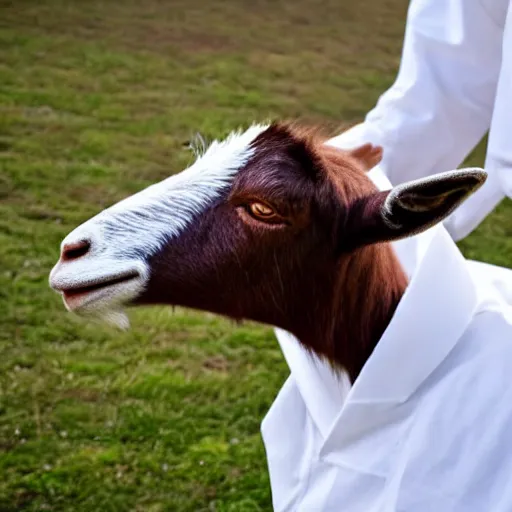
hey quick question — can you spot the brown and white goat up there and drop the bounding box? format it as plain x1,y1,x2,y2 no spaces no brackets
49,123,485,381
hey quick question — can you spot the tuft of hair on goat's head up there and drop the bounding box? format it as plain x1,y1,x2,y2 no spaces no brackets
49,122,486,379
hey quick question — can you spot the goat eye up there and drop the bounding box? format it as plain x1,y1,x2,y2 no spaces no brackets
249,202,276,219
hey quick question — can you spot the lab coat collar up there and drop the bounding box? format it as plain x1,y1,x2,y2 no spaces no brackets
346,227,477,405
317,226,478,471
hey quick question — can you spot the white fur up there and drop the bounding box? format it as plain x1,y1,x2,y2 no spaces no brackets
49,123,269,325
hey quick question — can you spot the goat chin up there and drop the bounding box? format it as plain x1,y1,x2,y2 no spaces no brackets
75,307,131,330
99,309,131,330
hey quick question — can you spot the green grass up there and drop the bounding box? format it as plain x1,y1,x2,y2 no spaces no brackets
1,0,511,510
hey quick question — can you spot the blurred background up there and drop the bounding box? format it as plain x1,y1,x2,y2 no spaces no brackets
1,1,511,510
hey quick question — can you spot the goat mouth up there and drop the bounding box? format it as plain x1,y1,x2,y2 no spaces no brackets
59,271,141,312
62,272,139,297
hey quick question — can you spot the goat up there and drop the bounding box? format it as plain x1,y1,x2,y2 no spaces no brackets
49,122,484,381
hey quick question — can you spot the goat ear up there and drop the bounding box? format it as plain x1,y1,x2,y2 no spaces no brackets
347,143,383,171
344,169,487,249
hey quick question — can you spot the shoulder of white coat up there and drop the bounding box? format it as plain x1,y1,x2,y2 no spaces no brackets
422,308,512,412
401,310,512,506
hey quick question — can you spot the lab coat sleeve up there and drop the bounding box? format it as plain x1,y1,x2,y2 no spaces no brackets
328,0,510,241
482,2,512,199
486,1,512,197
445,1,512,240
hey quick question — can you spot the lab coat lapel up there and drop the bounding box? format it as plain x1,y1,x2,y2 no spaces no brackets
320,227,478,469
273,328,351,440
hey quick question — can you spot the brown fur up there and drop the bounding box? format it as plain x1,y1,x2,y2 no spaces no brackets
138,122,408,381
284,124,408,379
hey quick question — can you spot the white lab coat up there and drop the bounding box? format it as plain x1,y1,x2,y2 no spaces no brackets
328,0,512,241
263,167,512,511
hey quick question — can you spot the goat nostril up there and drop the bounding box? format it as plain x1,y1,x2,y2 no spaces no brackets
61,240,91,261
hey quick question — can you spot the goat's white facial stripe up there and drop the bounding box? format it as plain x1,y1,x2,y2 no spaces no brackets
50,124,269,328
63,123,269,259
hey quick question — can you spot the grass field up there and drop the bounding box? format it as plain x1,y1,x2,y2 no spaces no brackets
1,0,512,510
